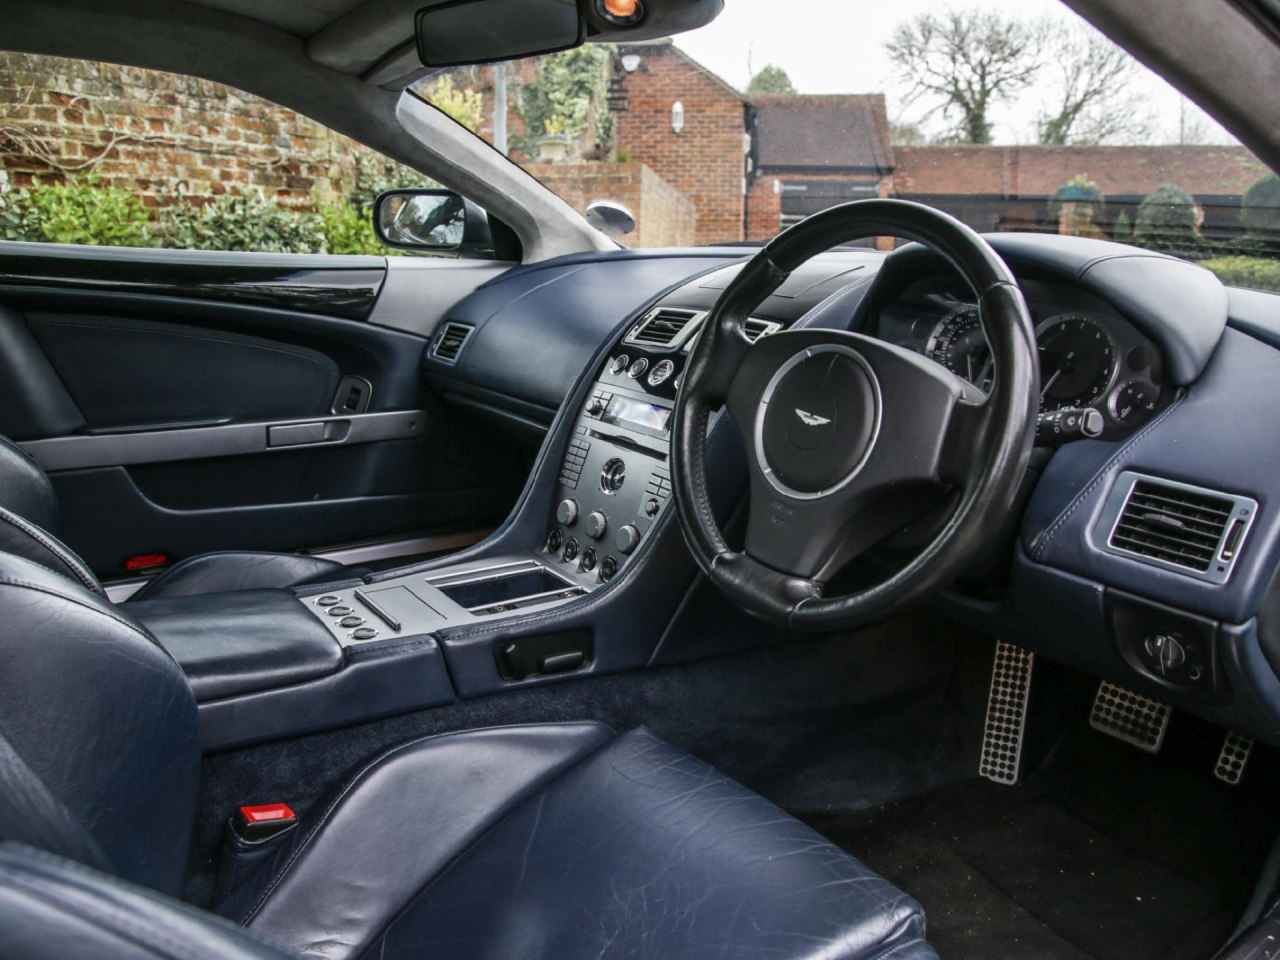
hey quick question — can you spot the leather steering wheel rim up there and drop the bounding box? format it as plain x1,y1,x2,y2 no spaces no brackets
671,199,1039,631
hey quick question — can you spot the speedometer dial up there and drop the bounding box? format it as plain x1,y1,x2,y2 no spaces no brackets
926,306,993,391
1035,315,1118,411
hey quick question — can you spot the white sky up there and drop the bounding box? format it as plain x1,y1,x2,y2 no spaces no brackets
673,0,1236,145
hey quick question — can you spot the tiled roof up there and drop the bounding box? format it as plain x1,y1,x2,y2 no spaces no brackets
894,145,1268,198
750,94,894,174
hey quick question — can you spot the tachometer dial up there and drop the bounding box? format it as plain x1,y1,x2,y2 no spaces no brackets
1035,315,1117,411
926,306,993,391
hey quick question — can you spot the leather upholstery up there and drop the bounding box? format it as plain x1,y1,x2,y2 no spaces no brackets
217,723,616,956
0,553,200,896
128,553,350,602
0,505,104,596
0,844,296,960
131,590,345,702
359,727,935,960
0,433,58,531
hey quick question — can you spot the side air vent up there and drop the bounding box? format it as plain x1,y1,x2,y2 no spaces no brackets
1098,471,1257,584
624,308,705,349
744,318,782,342
431,322,473,364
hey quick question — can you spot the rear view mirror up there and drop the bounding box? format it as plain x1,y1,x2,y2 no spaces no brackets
373,189,494,254
416,0,585,67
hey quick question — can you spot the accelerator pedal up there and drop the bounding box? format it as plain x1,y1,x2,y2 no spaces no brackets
980,641,1035,785
1090,680,1171,753
1215,731,1254,785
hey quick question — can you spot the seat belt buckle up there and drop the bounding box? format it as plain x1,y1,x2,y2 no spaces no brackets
233,803,297,841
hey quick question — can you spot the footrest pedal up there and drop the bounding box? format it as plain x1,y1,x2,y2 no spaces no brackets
1090,681,1171,753
1215,731,1253,785
980,641,1034,785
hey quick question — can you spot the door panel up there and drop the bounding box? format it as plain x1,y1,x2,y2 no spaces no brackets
0,248,527,578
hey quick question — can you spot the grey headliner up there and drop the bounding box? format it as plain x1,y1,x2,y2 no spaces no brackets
182,0,366,37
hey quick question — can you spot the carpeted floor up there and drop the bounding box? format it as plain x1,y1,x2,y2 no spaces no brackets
798,668,1279,960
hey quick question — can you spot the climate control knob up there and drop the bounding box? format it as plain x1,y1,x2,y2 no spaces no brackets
556,499,579,525
586,511,608,540
616,524,641,555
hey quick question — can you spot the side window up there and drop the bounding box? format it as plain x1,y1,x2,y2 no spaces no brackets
0,52,436,254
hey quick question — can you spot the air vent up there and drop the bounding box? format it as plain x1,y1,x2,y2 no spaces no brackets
744,318,782,343
1099,472,1257,584
431,322,473,364
624,308,704,349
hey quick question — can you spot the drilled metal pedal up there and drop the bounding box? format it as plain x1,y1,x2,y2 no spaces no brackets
1215,731,1254,785
1090,681,1171,753
980,642,1035,785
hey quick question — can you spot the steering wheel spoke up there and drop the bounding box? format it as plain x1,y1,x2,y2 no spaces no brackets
672,199,1038,630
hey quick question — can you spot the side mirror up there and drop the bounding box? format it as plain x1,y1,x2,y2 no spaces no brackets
373,189,495,256
586,199,637,238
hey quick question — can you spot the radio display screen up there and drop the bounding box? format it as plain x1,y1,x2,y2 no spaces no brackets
602,396,670,436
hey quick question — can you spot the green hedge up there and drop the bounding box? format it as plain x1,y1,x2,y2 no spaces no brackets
1200,257,1280,293
0,177,395,255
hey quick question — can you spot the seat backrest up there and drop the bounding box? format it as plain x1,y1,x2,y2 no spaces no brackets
0,552,201,896
0,433,58,532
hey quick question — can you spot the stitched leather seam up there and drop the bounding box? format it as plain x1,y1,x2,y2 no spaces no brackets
0,576,164,652
0,509,102,595
236,721,608,925
1031,395,1185,562
438,412,733,643
874,936,931,959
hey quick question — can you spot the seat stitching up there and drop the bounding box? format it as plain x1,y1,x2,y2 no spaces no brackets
0,509,103,595
0,577,164,651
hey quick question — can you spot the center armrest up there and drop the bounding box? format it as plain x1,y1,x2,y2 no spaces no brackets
131,589,344,701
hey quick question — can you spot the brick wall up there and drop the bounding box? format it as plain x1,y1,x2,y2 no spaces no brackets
0,52,381,210
613,42,746,245
526,161,696,248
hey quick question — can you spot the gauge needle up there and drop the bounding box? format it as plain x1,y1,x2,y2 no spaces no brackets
1040,368,1062,400
967,354,975,381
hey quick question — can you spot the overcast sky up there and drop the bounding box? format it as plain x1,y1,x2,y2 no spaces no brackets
673,0,1235,145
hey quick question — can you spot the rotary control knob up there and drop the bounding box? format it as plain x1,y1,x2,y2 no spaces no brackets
556,499,579,525
616,524,641,555
586,511,608,540
587,397,606,415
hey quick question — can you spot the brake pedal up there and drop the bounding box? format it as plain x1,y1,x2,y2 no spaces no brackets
980,641,1034,785
1215,731,1254,785
1090,681,1171,753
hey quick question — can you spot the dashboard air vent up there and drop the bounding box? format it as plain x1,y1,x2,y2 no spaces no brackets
744,318,782,343
431,322,473,364
625,308,704,349
1106,475,1255,582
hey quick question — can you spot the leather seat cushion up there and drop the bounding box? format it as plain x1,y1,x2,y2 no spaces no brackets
221,724,935,960
128,553,351,602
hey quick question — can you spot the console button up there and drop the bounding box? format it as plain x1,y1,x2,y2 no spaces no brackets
563,537,580,562
556,498,579,525
586,511,608,540
627,358,649,379
609,355,629,375
316,595,341,606
339,616,364,628
600,457,626,494
644,498,660,517
547,529,564,552
581,547,597,572
600,556,619,581
326,605,354,617
616,524,641,555
647,359,675,386
351,627,378,641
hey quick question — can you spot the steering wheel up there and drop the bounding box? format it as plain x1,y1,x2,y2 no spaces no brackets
671,199,1039,631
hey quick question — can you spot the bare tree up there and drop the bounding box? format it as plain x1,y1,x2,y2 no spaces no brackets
885,10,1045,145
1037,27,1153,145
1174,96,1212,145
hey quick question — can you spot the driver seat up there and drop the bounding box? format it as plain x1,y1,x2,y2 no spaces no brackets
0,550,937,960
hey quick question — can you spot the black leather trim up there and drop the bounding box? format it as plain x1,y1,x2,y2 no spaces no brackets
0,433,59,531
131,590,344,702
0,506,103,596
0,844,297,960
129,553,349,602
220,723,615,958
362,727,936,960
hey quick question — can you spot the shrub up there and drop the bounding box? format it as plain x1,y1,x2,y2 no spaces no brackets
1238,173,1280,259
1134,183,1205,258
1200,256,1280,292
316,199,386,255
0,176,153,246
156,191,327,253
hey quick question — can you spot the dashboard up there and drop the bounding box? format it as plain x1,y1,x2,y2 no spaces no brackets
871,275,1169,441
